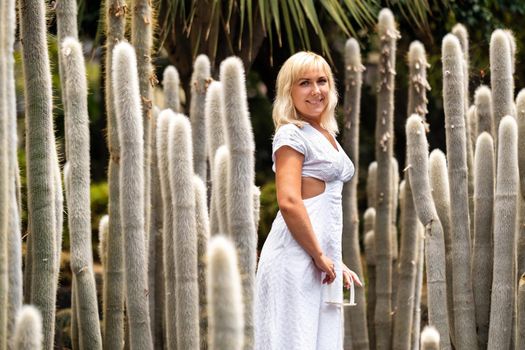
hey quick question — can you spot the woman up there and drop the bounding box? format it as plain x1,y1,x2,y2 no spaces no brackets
254,51,362,349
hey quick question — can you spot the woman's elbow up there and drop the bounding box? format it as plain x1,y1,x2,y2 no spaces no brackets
278,196,302,214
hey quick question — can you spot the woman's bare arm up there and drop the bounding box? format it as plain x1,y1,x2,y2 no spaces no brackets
274,146,336,283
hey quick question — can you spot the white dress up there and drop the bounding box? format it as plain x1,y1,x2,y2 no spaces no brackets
254,122,354,350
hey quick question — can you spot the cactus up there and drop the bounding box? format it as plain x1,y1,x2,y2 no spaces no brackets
393,179,419,350
194,175,210,350
517,90,525,280
168,113,200,349
467,106,477,152
490,30,516,140
206,81,225,235
420,326,440,350
374,10,399,348
488,116,519,349
363,221,376,350
19,0,60,346
366,161,377,208
102,0,126,348
428,149,455,345
407,41,430,118
474,86,493,138
213,145,230,235
518,274,525,350
442,34,478,349
190,55,211,181
471,132,494,348
390,157,400,261
341,37,368,350
61,37,102,349
147,107,164,348
411,225,425,350
163,65,181,112
405,114,451,349
13,306,42,350
252,186,261,234
113,42,153,350
220,57,256,348
156,110,177,349
98,215,109,271
207,235,244,350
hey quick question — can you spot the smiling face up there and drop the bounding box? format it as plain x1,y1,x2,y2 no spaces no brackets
290,68,329,124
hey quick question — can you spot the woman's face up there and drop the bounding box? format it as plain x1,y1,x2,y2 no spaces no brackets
290,68,329,123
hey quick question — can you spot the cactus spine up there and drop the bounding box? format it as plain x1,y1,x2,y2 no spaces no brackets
488,116,519,349
220,57,256,349
341,37,368,350
103,0,126,347
194,175,210,349
163,65,181,112
207,236,244,350
405,114,451,349
428,149,455,344
374,10,399,348
168,114,200,349
13,306,42,350
61,37,102,349
190,55,211,181
393,179,419,350
472,132,494,348
19,0,59,346
156,110,177,349
113,42,153,350
490,29,516,140
420,326,440,350
474,86,493,138
214,146,231,235
442,34,478,349
206,82,225,235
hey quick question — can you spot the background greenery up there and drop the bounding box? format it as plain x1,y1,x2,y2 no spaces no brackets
14,0,525,256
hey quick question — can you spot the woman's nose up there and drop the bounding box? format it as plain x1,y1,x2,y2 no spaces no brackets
312,83,320,94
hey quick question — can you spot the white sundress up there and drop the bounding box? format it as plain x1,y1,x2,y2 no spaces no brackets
254,122,354,350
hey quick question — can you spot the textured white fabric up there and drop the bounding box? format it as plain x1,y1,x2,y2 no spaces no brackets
255,122,354,350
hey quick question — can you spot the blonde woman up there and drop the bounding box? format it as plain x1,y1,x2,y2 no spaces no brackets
254,51,362,349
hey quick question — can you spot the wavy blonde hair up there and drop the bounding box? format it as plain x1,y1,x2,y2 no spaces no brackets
272,51,339,134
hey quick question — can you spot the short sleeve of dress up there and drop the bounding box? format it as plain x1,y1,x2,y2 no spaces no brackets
271,124,307,170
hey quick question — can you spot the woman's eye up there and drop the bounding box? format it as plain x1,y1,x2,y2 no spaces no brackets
318,78,328,85
300,80,309,86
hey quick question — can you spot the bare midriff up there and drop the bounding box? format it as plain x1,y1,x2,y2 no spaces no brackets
301,176,326,199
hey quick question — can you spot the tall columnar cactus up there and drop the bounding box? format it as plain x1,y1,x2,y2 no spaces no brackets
518,274,525,350
363,224,376,350
194,175,210,349
374,10,399,348
147,107,164,348
428,149,454,344
341,37,368,350
474,86,493,138
61,37,103,349
103,0,126,347
213,145,230,235
407,41,430,118
168,113,200,349
3,0,22,342
13,306,42,350
163,65,181,112
55,0,78,160
490,29,516,140
191,55,211,181
411,225,425,350
442,34,478,350
488,116,519,349
517,90,525,278
393,179,419,350
390,158,399,260
366,162,377,208
206,81,225,235
207,235,244,350
420,326,440,350
113,42,153,350
156,110,177,349
19,0,59,347
467,106,477,153
472,132,494,348
406,114,451,350
98,215,109,270
220,56,256,349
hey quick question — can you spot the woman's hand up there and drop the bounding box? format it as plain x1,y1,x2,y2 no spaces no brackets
313,254,336,284
342,263,363,289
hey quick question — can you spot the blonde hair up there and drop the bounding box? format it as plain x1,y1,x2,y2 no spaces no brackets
272,51,339,134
